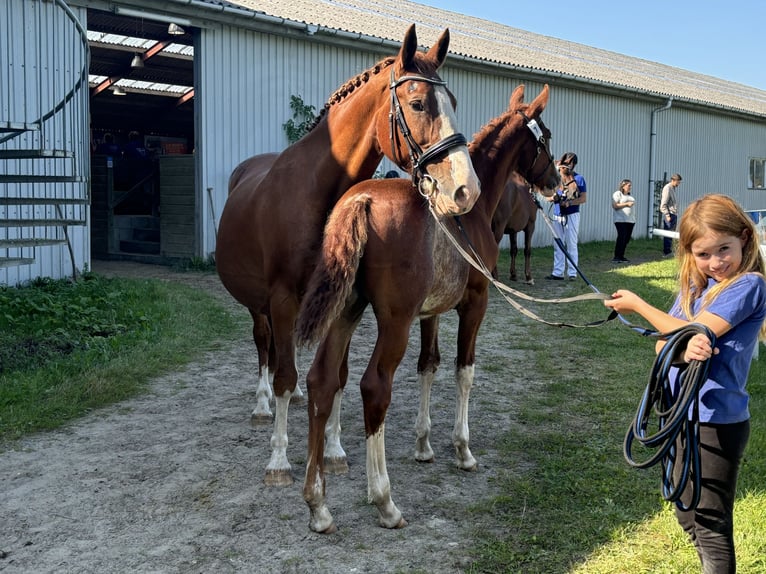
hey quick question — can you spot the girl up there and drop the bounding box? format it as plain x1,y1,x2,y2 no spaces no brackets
604,194,766,573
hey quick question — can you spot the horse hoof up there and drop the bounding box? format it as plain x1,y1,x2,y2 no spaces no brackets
323,456,349,475
264,469,294,487
526,279,535,285
250,413,273,427
380,516,408,529
319,523,338,535
415,455,435,464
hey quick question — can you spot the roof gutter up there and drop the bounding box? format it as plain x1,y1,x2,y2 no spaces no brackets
647,97,673,238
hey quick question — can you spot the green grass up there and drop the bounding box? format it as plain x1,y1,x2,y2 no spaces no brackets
467,238,766,573
0,271,245,444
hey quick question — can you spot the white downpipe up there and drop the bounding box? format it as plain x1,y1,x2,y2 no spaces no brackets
647,98,673,237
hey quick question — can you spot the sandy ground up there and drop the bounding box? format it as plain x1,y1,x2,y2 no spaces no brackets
0,261,534,574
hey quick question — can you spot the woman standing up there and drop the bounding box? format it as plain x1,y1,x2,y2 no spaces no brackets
605,194,766,573
611,179,636,263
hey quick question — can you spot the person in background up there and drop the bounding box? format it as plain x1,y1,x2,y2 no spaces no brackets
123,131,149,159
384,170,400,178
545,152,587,280
95,132,121,157
611,178,636,263
660,173,683,256
605,194,766,574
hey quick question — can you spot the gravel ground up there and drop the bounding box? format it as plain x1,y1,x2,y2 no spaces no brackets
0,260,537,573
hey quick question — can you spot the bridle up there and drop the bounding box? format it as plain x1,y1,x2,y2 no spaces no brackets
516,110,555,188
389,69,469,194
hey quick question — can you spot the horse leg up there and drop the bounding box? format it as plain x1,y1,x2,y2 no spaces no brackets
524,225,534,284
363,318,411,529
304,315,359,533
247,311,274,425
415,316,441,463
452,291,487,472
509,232,519,282
323,389,348,474
323,339,351,474
263,292,300,487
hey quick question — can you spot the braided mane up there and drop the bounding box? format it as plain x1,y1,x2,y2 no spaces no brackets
468,102,526,159
306,57,396,133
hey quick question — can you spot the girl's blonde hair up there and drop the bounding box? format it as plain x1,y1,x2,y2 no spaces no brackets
676,194,766,339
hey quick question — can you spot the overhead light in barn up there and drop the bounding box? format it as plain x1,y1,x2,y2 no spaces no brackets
167,22,185,36
130,53,144,69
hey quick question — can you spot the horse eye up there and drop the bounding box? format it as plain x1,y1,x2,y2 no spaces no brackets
410,101,425,112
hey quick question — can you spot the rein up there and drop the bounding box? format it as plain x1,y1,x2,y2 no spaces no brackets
389,70,468,189
428,205,613,329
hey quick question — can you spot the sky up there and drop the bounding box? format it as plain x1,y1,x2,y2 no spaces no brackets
417,0,765,92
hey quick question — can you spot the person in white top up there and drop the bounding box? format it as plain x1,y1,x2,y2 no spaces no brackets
612,179,636,263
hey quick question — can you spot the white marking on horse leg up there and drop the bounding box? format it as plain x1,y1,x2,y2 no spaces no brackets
291,356,305,401
366,424,406,528
250,368,273,425
324,390,348,474
264,392,293,486
414,371,435,462
453,365,477,471
304,452,335,533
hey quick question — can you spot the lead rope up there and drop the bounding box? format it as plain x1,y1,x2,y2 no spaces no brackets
623,323,715,511
427,204,613,328
428,196,708,510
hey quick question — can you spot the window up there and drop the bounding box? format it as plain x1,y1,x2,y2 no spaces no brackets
749,157,765,189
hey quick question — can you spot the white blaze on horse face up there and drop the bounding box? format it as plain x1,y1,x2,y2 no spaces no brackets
427,86,480,215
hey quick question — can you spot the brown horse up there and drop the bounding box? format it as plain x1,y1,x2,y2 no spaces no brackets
296,85,558,532
215,24,481,488
492,172,540,284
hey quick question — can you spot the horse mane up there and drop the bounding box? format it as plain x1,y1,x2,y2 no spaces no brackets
468,100,528,158
305,57,397,133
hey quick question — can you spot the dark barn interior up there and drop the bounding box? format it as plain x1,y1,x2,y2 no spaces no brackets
87,8,197,263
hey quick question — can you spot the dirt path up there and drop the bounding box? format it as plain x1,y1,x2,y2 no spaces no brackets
1,261,536,573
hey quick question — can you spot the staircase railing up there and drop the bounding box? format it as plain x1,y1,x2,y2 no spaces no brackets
0,0,90,277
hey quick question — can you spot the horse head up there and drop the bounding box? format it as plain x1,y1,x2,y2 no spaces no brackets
508,85,560,197
377,25,481,217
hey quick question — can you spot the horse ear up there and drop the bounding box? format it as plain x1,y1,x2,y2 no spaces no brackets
509,84,525,110
528,84,550,116
398,24,419,69
425,28,450,69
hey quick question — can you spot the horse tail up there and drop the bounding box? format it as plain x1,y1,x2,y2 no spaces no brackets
296,193,373,347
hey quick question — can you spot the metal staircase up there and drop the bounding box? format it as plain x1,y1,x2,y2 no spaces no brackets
0,0,90,274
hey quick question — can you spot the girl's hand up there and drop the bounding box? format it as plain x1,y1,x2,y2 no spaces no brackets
603,289,642,314
683,333,717,362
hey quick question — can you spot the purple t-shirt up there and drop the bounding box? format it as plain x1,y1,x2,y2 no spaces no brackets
669,273,766,423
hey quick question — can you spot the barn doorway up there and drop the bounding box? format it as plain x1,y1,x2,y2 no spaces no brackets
87,8,196,264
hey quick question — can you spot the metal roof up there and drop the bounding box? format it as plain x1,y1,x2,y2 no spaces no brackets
186,0,766,118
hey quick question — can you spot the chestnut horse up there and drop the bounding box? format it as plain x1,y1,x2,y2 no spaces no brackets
296,85,558,532
491,172,540,283
215,25,481,487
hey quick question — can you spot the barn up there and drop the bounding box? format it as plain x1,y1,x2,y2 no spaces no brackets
2,0,765,286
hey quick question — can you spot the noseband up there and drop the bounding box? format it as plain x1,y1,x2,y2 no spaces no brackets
389,70,468,190
517,110,554,187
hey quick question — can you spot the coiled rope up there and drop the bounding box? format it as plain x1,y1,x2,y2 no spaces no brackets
623,323,716,511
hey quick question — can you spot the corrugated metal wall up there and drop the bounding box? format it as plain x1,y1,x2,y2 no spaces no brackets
0,0,90,287
194,22,766,258
197,25,396,258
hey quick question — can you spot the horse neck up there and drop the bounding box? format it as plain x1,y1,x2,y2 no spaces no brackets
470,127,526,217
312,76,390,183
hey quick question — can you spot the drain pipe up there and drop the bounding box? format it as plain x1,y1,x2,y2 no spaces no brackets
648,97,673,237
